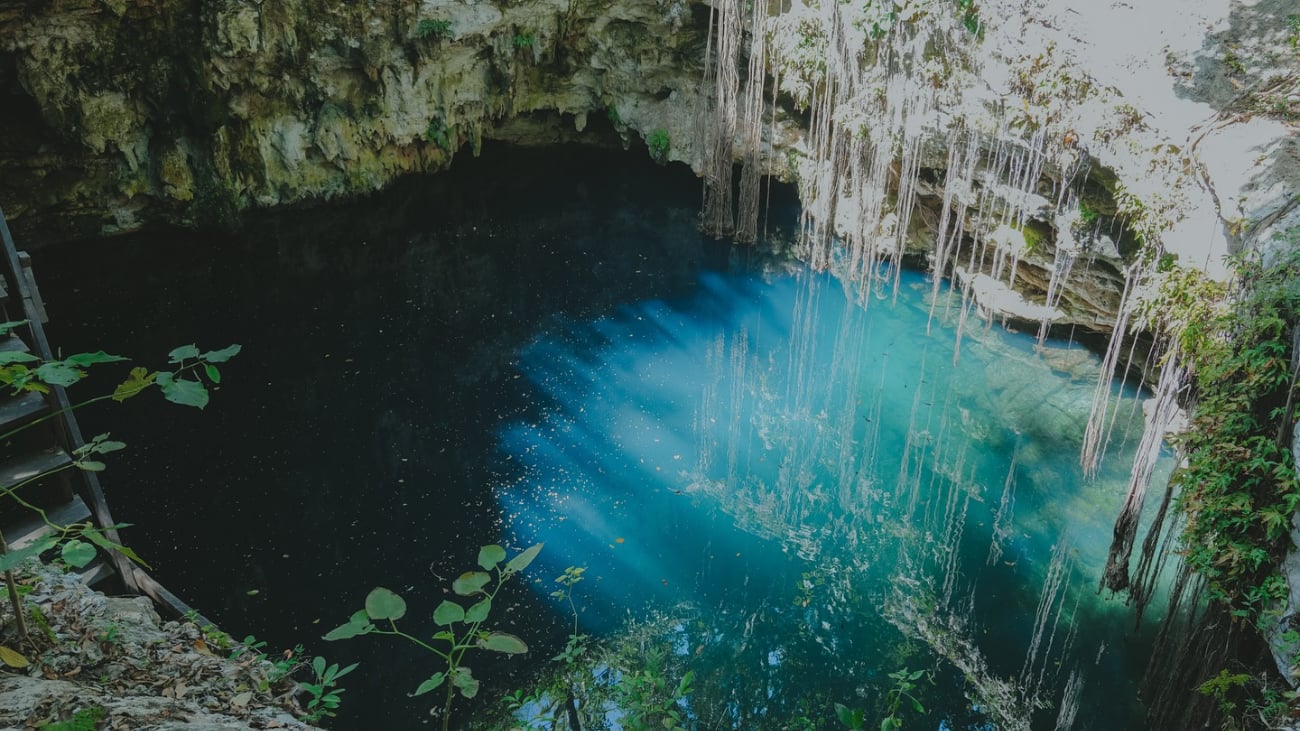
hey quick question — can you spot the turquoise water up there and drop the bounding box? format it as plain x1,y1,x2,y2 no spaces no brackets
494,265,1166,729
34,147,1170,729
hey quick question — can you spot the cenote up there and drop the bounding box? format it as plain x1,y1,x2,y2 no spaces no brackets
35,146,1170,729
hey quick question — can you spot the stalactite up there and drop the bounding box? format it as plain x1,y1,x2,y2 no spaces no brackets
1100,347,1185,594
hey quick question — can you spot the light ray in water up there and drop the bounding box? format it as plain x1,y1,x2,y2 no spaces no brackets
495,264,1169,728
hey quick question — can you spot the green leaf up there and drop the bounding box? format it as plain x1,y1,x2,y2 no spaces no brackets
414,672,446,696
80,529,152,569
504,543,543,575
478,544,506,570
452,667,480,699
910,697,924,713
0,320,29,336
76,460,106,472
333,662,359,681
312,656,325,678
201,344,242,363
324,611,373,641
478,632,527,655
433,600,465,626
77,435,128,456
0,352,38,365
465,598,491,623
64,351,127,367
168,344,200,363
364,587,407,621
113,367,157,402
0,536,58,572
60,539,96,568
156,373,209,409
204,364,221,384
452,571,491,596
34,361,84,387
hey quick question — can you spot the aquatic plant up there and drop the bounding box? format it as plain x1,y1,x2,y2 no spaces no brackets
325,543,542,731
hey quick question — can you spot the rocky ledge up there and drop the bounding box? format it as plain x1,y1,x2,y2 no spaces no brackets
0,563,323,731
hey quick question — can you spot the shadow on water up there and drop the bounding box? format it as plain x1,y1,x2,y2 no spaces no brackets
34,144,1163,729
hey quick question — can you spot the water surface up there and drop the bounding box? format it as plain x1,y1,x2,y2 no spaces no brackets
35,146,1164,729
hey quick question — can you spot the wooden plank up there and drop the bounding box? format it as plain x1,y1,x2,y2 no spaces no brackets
7,494,90,551
17,252,48,324
0,391,49,433
0,205,138,594
0,335,29,353
0,447,71,493
129,566,215,627
76,557,114,587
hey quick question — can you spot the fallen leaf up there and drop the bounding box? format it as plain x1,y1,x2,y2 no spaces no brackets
194,638,214,656
231,691,253,707
0,646,28,668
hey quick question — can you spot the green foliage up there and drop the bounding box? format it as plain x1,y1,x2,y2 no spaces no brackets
426,119,451,151
619,664,694,730
96,622,122,646
1223,47,1246,76
513,33,535,49
606,105,621,126
1171,232,1300,618
0,342,237,644
301,655,357,722
1078,200,1100,225
416,19,453,40
835,702,867,729
647,129,671,164
325,543,542,731
878,668,929,730
954,0,981,36
486,609,703,731
1199,668,1250,717
37,706,106,731
227,633,320,710
1290,15,1300,52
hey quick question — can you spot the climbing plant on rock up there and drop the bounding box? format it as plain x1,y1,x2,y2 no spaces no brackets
1173,232,1300,619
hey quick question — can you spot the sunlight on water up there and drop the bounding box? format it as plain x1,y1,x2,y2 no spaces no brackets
495,265,1169,730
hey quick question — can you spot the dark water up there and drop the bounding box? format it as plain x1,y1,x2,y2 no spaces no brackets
34,146,1166,729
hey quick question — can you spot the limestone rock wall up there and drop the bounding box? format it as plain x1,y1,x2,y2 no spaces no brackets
0,0,710,243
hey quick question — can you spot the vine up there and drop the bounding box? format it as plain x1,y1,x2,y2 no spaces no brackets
1172,232,1300,619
